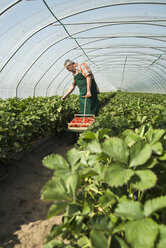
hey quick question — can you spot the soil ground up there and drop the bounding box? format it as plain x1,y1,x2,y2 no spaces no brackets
0,132,75,248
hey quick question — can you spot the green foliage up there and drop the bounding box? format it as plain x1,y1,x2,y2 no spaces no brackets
125,218,158,248
41,125,166,248
2,91,166,247
0,95,79,164
0,92,112,166
90,91,166,134
104,163,134,187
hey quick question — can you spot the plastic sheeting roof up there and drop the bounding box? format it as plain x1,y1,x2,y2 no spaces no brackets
0,0,166,99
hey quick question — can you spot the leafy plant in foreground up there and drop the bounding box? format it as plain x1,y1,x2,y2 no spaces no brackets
41,126,166,248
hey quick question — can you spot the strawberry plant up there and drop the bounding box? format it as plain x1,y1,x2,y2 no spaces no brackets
0,92,111,169
41,126,166,247
90,92,166,134
0,95,79,164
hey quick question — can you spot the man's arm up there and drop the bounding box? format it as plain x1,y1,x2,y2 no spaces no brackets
80,63,95,97
61,81,76,100
86,75,92,97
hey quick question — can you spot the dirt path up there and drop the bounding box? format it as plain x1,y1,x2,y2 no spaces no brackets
0,133,74,248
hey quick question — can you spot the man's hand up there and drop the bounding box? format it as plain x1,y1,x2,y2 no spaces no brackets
83,90,92,97
83,94,91,98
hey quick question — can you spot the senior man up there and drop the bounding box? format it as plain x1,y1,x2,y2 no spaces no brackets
61,60,99,116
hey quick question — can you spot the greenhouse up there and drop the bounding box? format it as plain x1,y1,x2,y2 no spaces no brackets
0,1,166,248
1,0,166,98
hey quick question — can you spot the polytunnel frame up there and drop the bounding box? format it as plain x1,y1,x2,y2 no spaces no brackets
38,28,166,95
47,39,166,95
54,34,166,95
48,44,161,96
121,65,166,92
61,63,164,96
132,68,165,93
1,0,166,96
37,34,166,96
150,63,166,89
59,56,147,93
94,64,164,92
23,32,166,97
2,2,166,91
14,25,166,96
136,67,166,91
29,39,166,96
129,74,162,93
0,0,22,16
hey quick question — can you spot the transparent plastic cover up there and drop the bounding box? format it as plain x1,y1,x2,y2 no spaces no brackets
0,0,166,98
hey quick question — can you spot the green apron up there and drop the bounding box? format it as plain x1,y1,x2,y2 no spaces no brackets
74,73,99,115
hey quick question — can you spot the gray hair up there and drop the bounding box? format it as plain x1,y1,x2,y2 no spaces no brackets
64,59,74,67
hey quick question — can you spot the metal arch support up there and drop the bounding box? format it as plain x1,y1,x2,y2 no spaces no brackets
1,3,166,96
44,43,166,95
126,75,156,93
2,0,166,66
3,2,166,73
91,55,166,77
122,67,155,92
140,69,165,93
0,18,165,94
34,22,166,95
55,63,157,96
0,21,57,73
37,35,166,97
46,73,70,97
93,62,166,93
124,66,165,93
0,0,22,15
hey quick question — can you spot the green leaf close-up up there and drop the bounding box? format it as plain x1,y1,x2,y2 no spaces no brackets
89,215,113,232
66,173,80,200
157,225,166,248
129,140,152,168
115,200,144,220
123,130,141,147
125,218,158,248
104,163,134,187
130,169,157,191
44,239,63,248
42,154,69,171
110,235,130,248
99,189,117,208
47,201,68,219
151,141,163,155
66,148,81,170
87,140,102,153
90,229,111,248
102,137,129,164
145,128,165,145
41,177,70,201
77,235,91,247
144,196,166,217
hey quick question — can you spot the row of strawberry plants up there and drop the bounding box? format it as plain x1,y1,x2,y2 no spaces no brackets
0,92,111,165
41,91,166,247
92,91,166,135
42,125,166,248
0,95,79,164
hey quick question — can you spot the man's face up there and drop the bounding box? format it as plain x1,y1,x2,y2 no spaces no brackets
65,63,75,72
